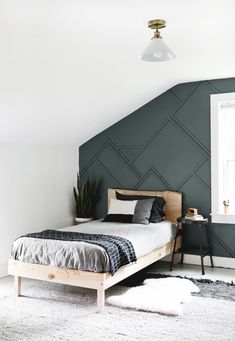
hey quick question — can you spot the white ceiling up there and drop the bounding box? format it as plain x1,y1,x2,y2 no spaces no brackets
0,0,235,146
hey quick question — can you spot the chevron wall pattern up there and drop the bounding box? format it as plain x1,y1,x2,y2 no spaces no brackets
79,78,235,258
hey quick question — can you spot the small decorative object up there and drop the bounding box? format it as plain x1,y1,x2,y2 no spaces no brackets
73,175,101,223
187,208,198,216
223,200,229,214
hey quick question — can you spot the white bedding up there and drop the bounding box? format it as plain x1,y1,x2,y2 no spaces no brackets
12,220,176,273
59,220,176,258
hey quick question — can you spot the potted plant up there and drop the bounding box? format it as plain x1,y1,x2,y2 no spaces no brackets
73,175,101,224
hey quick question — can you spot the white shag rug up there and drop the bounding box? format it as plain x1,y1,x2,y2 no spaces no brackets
107,278,200,315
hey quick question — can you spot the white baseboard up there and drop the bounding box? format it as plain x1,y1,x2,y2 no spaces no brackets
163,254,235,269
0,262,8,278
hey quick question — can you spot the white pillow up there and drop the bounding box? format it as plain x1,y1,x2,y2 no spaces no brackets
108,198,138,215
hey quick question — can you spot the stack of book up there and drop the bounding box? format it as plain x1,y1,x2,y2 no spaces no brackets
185,208,204,220
185,214,204,220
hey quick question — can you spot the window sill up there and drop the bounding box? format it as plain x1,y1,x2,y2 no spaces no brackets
211,213,235,224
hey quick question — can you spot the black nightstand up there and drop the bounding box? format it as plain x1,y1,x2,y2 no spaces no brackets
170,217,214,275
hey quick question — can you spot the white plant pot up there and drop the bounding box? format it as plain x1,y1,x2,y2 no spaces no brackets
75,217,93,225
224,206,229,214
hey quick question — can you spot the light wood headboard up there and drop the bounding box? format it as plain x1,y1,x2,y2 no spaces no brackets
108,188,182,223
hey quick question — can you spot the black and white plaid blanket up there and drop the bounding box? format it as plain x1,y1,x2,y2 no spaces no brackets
21,230,137,275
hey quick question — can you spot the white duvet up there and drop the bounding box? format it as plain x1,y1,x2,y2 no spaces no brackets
12,220,176,273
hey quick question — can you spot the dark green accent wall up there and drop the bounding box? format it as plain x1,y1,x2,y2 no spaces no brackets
79,78,235,258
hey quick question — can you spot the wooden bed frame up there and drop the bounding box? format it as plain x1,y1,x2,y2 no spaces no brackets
8,188,182,312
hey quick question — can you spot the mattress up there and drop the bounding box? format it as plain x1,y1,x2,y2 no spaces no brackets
12,220,176,273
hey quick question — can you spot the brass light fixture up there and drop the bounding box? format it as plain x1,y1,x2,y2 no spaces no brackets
141,19,175,62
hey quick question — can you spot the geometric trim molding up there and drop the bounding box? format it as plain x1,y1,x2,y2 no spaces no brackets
79,78,235,258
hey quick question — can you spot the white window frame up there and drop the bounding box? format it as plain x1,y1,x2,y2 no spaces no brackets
211,92,235,224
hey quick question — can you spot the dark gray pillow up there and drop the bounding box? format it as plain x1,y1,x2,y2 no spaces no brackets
116,191,165,223
132,198,155,225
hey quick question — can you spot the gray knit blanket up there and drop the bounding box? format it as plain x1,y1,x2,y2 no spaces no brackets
20,230,137,275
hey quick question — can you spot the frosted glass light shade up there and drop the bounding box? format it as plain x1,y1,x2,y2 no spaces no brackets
141,37,175,62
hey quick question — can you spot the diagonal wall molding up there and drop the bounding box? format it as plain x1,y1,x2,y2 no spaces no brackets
80,78,235,259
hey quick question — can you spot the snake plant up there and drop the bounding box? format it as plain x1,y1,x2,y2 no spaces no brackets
73,175,101,218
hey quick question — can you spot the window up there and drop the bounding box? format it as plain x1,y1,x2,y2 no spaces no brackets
211,92,235,223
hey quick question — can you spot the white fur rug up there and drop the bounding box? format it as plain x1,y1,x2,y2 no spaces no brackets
107,278,200,315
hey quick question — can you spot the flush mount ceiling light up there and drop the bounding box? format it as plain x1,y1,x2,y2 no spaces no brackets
141,19,175,62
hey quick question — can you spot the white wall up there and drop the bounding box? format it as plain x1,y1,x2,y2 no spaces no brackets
0,144,77,277
0,1,234,148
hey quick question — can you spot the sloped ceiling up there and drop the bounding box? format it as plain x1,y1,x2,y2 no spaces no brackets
0,0,235,145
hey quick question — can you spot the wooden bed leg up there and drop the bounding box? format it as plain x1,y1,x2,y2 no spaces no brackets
15,276,21,297
97,287,105,312
173,253,181,265
173,235,182,265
